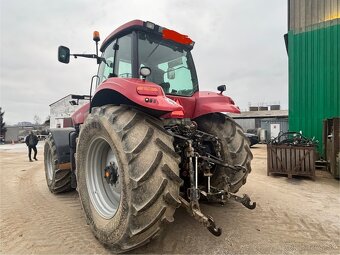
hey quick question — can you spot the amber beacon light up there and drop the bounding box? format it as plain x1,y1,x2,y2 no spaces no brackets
93,31,100,42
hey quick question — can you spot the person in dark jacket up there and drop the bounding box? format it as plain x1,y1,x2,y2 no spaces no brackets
25,131,38,162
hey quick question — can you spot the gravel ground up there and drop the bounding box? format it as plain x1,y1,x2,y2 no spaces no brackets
0,143,339,254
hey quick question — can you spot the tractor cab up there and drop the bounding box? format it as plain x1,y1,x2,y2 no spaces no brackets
97,20,198,97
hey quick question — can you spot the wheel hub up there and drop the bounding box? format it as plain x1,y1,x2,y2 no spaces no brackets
104,162,119,186
86,137,122,219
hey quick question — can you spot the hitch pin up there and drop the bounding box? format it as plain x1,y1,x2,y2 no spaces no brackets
208,176,211,193
195,156,198,189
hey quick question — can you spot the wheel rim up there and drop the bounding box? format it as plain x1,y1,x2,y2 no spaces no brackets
86,137,121,219
46,146,54,181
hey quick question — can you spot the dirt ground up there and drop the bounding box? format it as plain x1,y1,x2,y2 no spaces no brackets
0,143,339,254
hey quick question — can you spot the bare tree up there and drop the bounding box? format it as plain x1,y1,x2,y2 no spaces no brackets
33,115,41,125
0,107,7,137
44,115,50,125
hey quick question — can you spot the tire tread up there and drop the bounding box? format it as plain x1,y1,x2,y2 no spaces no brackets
44,136,73,194
77,106,181,253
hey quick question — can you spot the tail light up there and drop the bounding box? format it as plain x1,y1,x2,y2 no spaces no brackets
170,110,184,118
136,86,160,96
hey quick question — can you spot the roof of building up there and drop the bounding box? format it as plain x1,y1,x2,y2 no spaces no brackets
228,110,288,119
49,94,72,107
50,94,91,107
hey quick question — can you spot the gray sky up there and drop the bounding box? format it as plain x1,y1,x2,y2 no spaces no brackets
0,0,288,125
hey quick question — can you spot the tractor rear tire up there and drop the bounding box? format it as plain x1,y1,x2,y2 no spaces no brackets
76,105,181,253
44,136,73,193
195,113,253,193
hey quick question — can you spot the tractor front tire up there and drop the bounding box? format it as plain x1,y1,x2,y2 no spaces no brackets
76,105,182,253
195,113,253,193
44,136,73,193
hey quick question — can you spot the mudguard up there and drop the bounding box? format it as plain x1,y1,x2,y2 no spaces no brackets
165,91,241,119
92,77,183,112
49,128,75,165
72,77,184,125
72,103,90,126
192,91,240,118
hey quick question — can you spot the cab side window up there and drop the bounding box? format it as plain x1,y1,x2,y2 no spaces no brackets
115,34,132,78
97,40,115,84
97,34,132,84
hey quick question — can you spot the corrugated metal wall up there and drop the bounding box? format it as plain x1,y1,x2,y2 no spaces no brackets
260,118,289,141
234,119,256,132
289,0,340,32
288,0,340,155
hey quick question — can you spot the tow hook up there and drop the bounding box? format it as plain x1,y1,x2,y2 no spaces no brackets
104,162,119,186
229,193,256,210
207,216,222,236
179,197,222,237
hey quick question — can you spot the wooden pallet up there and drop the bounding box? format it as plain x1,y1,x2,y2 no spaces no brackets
267,144,316,180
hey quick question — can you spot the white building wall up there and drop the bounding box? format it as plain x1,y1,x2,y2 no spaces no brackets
4,126,21,142
50,95,87,128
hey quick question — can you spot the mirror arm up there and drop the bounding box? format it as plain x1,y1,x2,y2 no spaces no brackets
71,53,99,59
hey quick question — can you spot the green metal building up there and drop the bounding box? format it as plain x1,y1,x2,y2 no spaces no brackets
287,0,340,155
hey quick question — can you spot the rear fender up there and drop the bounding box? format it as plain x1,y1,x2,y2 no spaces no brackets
49,128,75,166
192,91,240,118
91,77,183,116
72,103,90,125
163,91,240,119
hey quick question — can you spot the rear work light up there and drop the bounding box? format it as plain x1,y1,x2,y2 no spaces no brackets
136,86,160,96
170,110,184,118
145,21,155,30
145,21,164,34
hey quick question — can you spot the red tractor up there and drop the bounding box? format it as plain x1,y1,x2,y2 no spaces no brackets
45,20,255,252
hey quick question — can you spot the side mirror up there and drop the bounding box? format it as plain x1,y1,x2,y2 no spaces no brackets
58,46,70,64
217,85,226,94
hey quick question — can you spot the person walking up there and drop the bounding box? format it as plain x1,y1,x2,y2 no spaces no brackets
25,131,38,162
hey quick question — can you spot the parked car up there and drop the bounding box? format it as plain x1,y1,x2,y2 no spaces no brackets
245,133,259,147
18,136,26,143
37,135,48,141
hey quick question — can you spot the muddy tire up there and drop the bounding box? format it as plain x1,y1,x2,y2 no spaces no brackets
76,105,181,253
44,136,73,193
195,113,253,193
